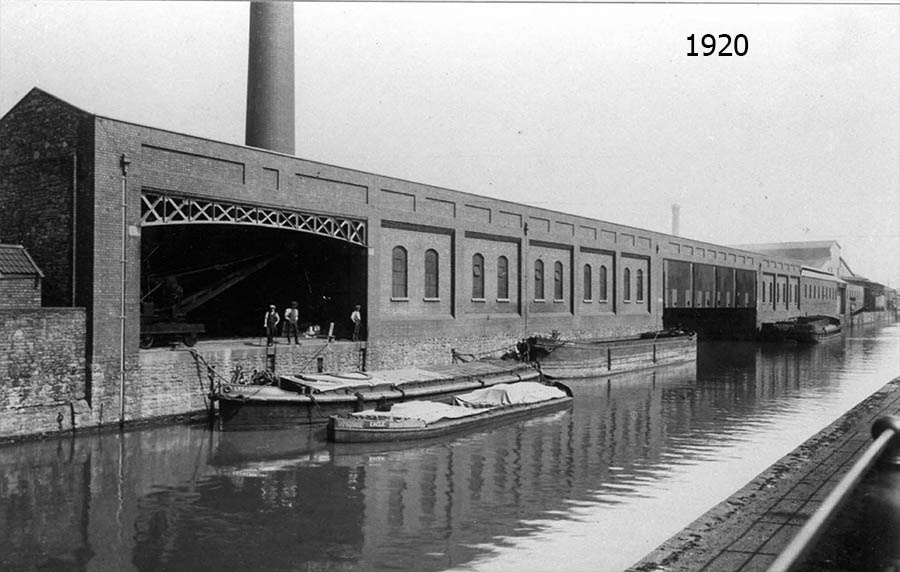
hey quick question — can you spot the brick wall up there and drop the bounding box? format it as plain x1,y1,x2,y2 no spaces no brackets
800,276,841,317
463,234,521,316
136,342,366,420
0,307,90,439
0,278,42,308
0,89,90,307
380,225,455,317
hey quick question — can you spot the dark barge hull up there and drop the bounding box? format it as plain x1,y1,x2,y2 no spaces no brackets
525,331,697,379
215,361,540,430
760,315,843,344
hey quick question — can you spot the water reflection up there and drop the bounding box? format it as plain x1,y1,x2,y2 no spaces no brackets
0,323,897,572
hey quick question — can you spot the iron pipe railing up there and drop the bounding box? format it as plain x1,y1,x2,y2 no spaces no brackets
768,414,900,572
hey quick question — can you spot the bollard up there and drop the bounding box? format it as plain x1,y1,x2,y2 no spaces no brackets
266,347,276,373
871,415,900,467
853,463,900,570
317,356,324,373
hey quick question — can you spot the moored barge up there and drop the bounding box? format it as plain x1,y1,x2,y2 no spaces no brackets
760,315,843,343
327,381,573,443
521,329,697,379
215,360,540,430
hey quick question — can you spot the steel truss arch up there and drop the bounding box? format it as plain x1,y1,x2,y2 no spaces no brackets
140,189,367,246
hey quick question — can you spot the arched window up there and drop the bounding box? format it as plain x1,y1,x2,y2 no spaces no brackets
624,268,632,301
636,269,644,302
599,265,608,301
583,264,592,301
554,261,564,300
534,259,544,300
424,249,439,299
391,246,407,298
497,256,509,299
472,253,484,299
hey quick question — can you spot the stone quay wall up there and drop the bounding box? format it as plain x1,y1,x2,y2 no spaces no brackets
847,310,895,328
136,340,366,421
1,312,655,441
0,308,91,440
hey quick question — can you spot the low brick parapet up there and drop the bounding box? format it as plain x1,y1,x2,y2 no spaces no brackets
0,306,90,440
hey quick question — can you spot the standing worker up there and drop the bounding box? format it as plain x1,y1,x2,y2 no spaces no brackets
284,301,300,345
350,304,362,342
264,304,280,346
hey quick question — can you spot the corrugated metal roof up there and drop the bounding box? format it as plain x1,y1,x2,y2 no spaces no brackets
0,244,44,278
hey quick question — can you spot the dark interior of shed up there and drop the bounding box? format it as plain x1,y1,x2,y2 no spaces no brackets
140,225,367,342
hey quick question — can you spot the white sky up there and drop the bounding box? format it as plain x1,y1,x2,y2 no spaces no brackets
2,1,898,287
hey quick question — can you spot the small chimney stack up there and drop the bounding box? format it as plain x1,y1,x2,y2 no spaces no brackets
671,203,680,236
246,2,295,155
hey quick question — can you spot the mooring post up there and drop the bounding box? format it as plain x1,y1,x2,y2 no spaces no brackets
872,415,900,467
265,345,276,373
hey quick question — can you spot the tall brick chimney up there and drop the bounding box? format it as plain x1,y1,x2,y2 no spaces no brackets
671,203,680,236
245,2,295,155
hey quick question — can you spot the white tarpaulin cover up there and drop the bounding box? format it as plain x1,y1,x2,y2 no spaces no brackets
347,383,565,425
350,400,485,424
453,382,566,408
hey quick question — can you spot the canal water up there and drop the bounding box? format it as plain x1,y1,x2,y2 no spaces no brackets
2,322,898,572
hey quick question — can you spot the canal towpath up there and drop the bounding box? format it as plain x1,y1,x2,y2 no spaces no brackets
628,374,900,572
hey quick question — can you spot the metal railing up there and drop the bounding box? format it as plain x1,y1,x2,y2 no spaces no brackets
768,415,900,572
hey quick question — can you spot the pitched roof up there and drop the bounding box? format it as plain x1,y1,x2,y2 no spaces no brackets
0,244,44,278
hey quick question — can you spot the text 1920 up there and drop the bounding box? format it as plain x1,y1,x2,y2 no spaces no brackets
687,34,748,57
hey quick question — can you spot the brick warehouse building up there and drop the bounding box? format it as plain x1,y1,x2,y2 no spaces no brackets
3,87,852,434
